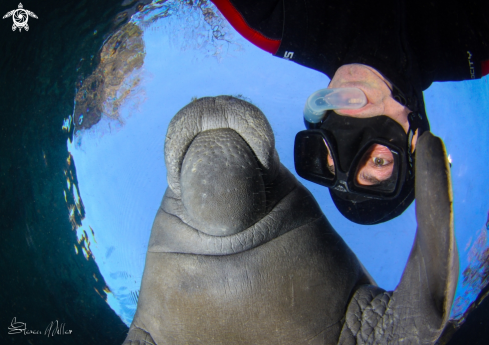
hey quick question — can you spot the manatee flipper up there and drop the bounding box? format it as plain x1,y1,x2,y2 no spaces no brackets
338,132,459,345
122,325,156,345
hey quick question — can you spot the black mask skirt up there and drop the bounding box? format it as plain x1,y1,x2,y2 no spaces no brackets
295,112,413,199
294,110,427,225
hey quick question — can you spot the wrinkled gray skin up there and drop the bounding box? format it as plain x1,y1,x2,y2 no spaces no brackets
123,96,458,345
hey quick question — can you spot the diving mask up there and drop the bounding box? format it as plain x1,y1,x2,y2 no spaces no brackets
295,112,411,199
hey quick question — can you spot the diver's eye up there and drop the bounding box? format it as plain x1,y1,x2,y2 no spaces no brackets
373,157,389,166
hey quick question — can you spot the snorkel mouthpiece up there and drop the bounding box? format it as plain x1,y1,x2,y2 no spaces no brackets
303,88,367,123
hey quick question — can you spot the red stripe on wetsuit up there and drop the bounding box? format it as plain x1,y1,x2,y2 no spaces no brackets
482,60,489,77
211,0,281,54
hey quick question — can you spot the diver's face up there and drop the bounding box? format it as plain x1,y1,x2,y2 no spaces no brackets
355,144,394,186
327,64,414,187
323,140,396,188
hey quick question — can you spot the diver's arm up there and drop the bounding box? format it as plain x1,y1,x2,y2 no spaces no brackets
338,132,459,345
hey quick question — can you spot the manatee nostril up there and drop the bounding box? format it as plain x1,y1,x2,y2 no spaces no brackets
180,128,266,236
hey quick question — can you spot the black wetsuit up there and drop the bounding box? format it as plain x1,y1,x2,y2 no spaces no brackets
211,0,489,106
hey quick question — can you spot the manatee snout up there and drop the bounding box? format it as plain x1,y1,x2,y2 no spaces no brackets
181,128,266,236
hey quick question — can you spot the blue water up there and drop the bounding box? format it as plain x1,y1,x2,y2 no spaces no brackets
65,0,489,325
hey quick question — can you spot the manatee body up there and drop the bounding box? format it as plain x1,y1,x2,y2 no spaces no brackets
123,96,458,345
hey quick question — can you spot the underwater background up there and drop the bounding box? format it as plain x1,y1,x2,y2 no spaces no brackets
1,0,488,344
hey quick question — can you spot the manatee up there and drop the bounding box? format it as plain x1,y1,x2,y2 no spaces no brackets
122,96,458,345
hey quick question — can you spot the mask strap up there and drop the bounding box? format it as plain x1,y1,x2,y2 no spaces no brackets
406,112,425,178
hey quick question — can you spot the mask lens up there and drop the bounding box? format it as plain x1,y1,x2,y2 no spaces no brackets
354,144,399,193
296,132,335,181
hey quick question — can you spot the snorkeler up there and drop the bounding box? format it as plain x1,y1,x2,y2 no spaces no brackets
210,0,489,224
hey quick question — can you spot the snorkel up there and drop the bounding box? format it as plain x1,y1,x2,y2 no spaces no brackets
303,87,367,127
